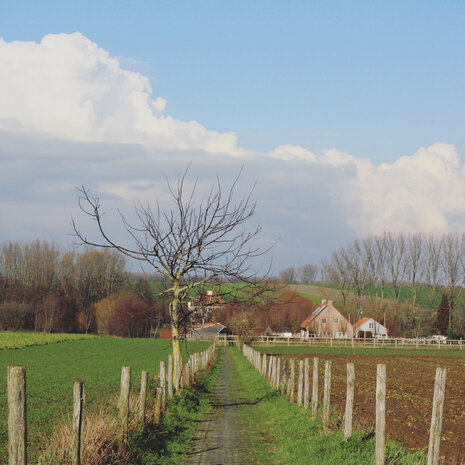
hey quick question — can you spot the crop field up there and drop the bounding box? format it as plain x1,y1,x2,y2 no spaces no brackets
0,331,97,349
0,335,209,464
256,345,465,465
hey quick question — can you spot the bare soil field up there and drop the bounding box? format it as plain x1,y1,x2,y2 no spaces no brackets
276,351,465,464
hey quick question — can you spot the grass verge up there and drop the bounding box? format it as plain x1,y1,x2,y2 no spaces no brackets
229,347,427,465
129,350,221,465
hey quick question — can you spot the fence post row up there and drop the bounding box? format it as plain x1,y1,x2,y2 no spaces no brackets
6,343,218,465
242,342,451,465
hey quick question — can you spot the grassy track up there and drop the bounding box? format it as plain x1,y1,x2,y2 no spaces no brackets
230,347,426,465
0,336,209,464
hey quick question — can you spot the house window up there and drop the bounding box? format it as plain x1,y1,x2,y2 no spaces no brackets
334,318,339,324
369,322,374,329
322,319,326,324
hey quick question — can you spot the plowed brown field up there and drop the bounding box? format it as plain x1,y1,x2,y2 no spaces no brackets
278,352,465,464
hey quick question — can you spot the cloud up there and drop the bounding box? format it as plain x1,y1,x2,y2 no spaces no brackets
0,32,239,153
1,33,465,268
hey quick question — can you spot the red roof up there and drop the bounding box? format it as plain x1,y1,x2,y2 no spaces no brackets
353,317,370,330
189,322,220,330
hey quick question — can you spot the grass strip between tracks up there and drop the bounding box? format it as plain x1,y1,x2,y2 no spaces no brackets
229,347,428,465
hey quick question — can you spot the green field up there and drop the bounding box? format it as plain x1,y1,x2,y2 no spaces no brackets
298,292,323,306
0,336,209,464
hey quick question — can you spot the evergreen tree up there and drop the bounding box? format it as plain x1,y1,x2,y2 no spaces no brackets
434,293,449,335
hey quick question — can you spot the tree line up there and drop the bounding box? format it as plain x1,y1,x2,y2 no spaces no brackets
0,240,128,333
320,232,465,337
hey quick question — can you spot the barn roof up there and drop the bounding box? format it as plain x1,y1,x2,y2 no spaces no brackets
300,303,327,329
353,317,371,329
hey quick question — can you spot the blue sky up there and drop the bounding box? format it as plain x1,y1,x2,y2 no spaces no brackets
1,1,465,271
2,0,464,160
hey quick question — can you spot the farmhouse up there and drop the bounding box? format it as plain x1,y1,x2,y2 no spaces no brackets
300,300,354,338
187,322,231,340
353,317,388,339
187,290,226,326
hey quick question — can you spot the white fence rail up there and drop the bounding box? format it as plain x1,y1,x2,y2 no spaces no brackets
218,334,464,349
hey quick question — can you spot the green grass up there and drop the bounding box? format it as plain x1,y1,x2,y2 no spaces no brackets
253,344,465,356
230,347,426,465
0,331,97,349
0,336,209,464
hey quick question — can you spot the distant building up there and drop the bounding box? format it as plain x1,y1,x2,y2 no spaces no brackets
353,317,388,339
187,322,231,340
188,290,226,326
300,300,354,338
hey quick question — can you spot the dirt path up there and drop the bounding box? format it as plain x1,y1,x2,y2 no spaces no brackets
185,347,253,465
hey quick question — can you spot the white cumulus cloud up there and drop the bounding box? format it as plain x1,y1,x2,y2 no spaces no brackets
0,32,238,153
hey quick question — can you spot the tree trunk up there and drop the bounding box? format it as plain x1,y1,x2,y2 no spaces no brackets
170,290,181,384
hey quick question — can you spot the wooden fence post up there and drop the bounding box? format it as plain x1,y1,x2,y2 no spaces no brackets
427,367,447,465
159,361,166,410
72,381,85,465
276,358,281,390
167,355,173,398
153,387,163,425
297,360,304,405
344,363,355,440
119,366,131,451
281,359,288,391
375,364,386,465
8,366,27,465
304,358,310,409
312,357,319,417
323,360,332,430
138,371,148,425
288,359,295,402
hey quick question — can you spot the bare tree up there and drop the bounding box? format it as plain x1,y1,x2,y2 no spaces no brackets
321,248,349,310
441,233,463,329
72,168,270,369
406,233,423,310
278,266,297,284
423,234,443,311
297,264,318,284
384,232,407,303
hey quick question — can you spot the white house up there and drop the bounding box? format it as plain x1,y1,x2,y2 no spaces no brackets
353,317,388,339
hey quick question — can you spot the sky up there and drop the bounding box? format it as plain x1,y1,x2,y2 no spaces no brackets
1,1,465,272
